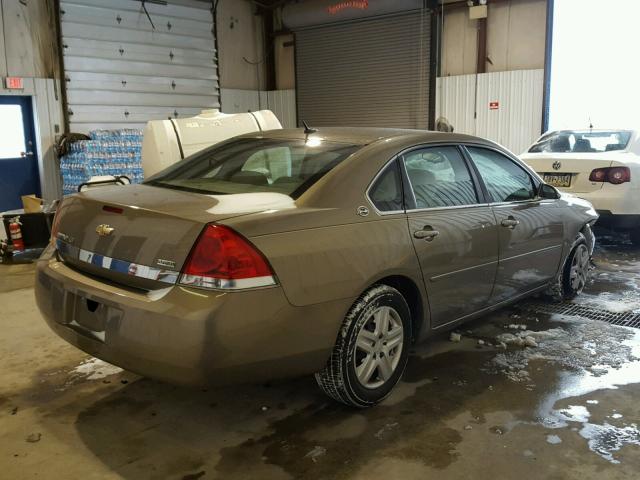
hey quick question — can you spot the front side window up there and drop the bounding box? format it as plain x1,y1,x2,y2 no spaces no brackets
147,138,361,198
403,146,478,209
368,161,403,212
467,147,536,202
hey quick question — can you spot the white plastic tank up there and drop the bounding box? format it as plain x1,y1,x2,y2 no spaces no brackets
142,109,282,177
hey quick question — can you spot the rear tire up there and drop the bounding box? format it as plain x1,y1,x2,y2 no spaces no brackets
561,238,591,300
630,228,640,247
315,284,411,408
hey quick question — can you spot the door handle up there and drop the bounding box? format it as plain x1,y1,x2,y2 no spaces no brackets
501,217,520,229
20,151,34,157
414,227,440,241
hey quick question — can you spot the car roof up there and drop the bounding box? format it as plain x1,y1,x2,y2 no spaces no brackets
241,127,501,149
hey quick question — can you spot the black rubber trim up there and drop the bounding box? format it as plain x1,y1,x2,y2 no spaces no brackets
169,118,185,160
248,111,263,132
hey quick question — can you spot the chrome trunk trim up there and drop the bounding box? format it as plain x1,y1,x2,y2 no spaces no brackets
55,239,179,285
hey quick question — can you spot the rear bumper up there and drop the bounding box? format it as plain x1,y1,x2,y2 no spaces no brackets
594,211,640,230
35,247,350,386
564,183,639,216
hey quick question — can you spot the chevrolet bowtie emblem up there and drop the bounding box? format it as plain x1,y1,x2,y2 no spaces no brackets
96,224,115,237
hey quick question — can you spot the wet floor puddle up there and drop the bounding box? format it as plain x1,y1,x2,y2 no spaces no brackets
213,260,640,478
15,236,639,479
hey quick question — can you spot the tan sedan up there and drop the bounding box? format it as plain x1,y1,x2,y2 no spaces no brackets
36,128,597,407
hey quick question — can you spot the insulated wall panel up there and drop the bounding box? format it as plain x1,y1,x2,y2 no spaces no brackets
436,69,544,154
60,0,218,133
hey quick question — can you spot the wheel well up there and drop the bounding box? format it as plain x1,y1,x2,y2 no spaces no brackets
580,223,595,254
376,275,424,342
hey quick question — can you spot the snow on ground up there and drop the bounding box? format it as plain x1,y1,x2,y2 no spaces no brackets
70,357,123,381
485,314,637,383
572,291,640,314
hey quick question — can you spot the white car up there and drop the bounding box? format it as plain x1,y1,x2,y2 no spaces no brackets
521,129,640,245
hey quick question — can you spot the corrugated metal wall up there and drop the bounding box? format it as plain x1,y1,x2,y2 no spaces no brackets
295,11,431,128
60,0,218,133
221,89,297,128
436,69,544,155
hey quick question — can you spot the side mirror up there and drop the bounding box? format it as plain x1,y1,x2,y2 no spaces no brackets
539,183,560,200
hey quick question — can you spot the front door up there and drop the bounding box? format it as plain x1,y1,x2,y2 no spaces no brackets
0,96,39,211
465,146,565,303
403,145,499,328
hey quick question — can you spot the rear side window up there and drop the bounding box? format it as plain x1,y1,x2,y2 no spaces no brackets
369,161,403,212
467,147,536,202
403,146,478,209
147,138,360,199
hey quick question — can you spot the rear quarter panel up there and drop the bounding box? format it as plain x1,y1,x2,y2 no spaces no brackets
248,216,425,309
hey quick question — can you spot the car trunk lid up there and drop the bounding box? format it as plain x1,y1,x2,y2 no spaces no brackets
54,184,294,289
524,154,613,193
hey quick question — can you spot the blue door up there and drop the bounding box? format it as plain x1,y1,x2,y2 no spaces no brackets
0,96,40,211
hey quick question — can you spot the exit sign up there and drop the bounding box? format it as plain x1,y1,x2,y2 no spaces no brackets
5,77,23,89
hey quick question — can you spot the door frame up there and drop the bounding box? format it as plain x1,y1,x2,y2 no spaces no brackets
0,95,41,210
0,79,60,203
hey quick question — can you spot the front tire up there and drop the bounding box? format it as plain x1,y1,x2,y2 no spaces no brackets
562,239,590,299
315,284,411,408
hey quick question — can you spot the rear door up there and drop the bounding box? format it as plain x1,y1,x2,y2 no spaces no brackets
402,145,499,327
465,146,564,303
0,96,39,211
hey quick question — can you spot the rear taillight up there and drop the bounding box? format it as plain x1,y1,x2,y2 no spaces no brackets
180,224,276,290
589,167,631,185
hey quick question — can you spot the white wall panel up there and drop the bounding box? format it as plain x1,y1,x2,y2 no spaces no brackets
436,69,544,155
435,74,476,136
221,89,297,128
60,0,219,133
266,90,297,130
33,79,64,201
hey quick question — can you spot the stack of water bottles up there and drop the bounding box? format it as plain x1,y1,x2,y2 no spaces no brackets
60,129,144,195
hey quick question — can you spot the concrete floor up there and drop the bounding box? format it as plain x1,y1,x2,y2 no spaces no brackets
1,231,639,479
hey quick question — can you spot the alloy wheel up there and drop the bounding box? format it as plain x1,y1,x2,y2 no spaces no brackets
353,306,404,389
569,244,590,293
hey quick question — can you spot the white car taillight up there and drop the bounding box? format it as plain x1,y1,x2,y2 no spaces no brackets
589,167,631,185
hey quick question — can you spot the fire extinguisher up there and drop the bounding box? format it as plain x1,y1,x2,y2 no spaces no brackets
8,217,25,252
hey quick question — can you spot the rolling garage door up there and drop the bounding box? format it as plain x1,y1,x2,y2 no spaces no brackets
295,11,431,129
59,0,218,133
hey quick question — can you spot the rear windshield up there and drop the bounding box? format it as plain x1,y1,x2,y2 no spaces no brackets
146,137,360,198
528,130,632,153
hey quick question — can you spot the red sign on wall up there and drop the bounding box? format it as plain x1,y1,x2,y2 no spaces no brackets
489,101,499,110
327,0,369,15
5,77,23,89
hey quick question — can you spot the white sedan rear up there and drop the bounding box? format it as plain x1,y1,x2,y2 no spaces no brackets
521,129,640,245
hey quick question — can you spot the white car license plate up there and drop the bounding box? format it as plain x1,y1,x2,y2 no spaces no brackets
543,173,572,188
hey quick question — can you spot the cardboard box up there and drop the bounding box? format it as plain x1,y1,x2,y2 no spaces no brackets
21,195,43,213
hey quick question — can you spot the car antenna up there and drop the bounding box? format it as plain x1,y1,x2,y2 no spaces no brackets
302,120,318,135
